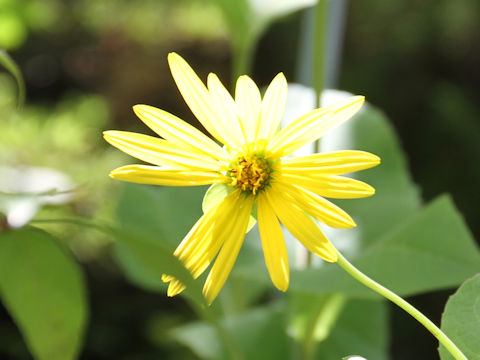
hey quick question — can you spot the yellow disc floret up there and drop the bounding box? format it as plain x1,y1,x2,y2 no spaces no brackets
229,154,272,195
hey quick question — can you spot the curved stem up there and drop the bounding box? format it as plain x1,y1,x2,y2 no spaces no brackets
336,251,467,360
0,48,25,108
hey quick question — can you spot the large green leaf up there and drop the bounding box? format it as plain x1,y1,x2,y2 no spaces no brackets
239,195,480,298
115,183,206,246
111,228,234,353
170,304,291,360
113,229,208,309
0,228,87,360
114,183,207,291
295,195,480,296
439,274,480,360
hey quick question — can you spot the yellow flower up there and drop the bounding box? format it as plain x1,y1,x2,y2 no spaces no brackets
104,53,380,304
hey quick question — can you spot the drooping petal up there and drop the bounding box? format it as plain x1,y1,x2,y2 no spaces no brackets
133,104,228,160
268,96,364,157
109,165,226,186
280,173,375,199
274,181,355,228
207,73,245,147
235,75,261,143
167,280,186,297
164,190,242,297
256,73,288,141
282,150,381,175
103,130,221,171
266,187,338,262
203,194,254,304
257,193,289,291
167,52,233,147
174,190,241,277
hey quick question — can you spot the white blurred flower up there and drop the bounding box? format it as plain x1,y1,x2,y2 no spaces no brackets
0,166,74,228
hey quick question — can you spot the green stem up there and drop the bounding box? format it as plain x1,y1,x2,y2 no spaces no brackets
336,251,467,360
0,48,25,109
231,36,256,85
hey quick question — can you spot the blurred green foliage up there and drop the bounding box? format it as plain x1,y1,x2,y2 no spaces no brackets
0,0,479,359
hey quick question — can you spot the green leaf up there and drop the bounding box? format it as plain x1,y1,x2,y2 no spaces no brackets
0,228,87,360
296,195,480,296
115,182,205,246
0,47,25,108
239,195,480,298
112,240,165,292
439,274,480,360
113,229,208,309
170,304,291,360
113,183,207,292
315,299,389,360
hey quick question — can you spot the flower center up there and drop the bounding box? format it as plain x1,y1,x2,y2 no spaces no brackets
229,155,272,195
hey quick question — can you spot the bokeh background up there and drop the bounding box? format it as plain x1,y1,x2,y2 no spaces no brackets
0,0,479,359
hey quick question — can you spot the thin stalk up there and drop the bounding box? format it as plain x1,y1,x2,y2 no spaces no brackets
336,251,467,360
231,36,256,85
0,48,25,109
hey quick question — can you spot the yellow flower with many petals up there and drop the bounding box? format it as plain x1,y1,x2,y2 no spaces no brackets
104,53,380,304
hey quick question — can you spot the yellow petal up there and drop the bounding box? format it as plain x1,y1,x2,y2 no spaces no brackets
207,73,245,147
280,173,375,199
257,193,289,291
203,195,254,304
161,274,173,283
103,130,221,171
282,150,381,175
327,95,365,124
268,96,365,157
266,188,338,262
162,190,241,297
175,190,241,277
167,52,232,147
235,75,261,143
267,107,333,156
110,165,225,186
133,104,227,160
256,73,288,141
167,279,186,297
274,182,355,228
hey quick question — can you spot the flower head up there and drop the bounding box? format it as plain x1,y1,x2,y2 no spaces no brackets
104,53,380,304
